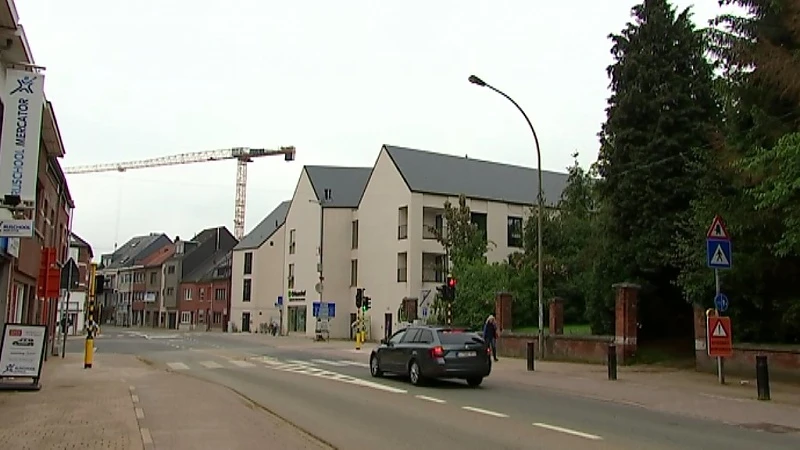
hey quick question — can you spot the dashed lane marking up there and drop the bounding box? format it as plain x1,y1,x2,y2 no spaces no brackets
166,362,190,370
311,359,348,367
286,359,314,365
532,423,603,440
131,394,139,403
415,395,446,404
140,428,153,445
339,360,370,368
229,360,256,368
199,361,224,369
135,407,145,419
461,406,509,418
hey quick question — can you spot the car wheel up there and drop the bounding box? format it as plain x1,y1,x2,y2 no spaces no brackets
408,360,424,386
370,354,383,377
466,377,483,387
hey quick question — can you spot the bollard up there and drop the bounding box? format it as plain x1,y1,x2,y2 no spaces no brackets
84,335,94,369
756,355,771,401
607,344,617,380
526,341,535,371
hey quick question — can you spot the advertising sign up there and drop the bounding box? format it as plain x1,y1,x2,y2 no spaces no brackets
0,68,46,208
0,218,34,237
0,324,47,379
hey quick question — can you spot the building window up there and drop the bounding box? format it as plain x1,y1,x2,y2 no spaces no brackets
507,216,523,248
213,312,222,324
288,229,296,254
166,287,174,296
350,259,358,287
397,252,408,282
351,220,359,249
149,272,157,284
242,279,252,302
199,288,205,300
287,264,295,289
215,288,226,301
470,212,488,241
180,311,191,324
184,288,192,300
167,265,175,274
243,252,253,275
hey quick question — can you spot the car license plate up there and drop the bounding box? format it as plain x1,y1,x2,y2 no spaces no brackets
457,351,476,358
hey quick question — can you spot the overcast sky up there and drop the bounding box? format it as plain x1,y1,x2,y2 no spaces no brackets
16,0,725,257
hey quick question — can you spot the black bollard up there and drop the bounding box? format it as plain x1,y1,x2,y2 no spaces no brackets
607,344,618,380
527,341,535,371
756,355,771,401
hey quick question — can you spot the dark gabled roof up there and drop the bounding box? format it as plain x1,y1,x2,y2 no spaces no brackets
69,232,93,258
191,226,226,244
234,200,291,251
183,248,232,283
383,145,569,206
104,234,170,269
305,166,372,208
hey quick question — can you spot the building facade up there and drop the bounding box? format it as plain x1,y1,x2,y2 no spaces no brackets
239,145,568,341
131,243,174,327
55,233,94,335
231,200,290,333
178,251,232,330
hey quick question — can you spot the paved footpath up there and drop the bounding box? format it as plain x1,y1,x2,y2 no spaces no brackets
211,331,800,429
0,352,331,450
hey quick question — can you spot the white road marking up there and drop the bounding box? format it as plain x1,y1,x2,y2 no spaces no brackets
258,356,407,394
415,395,446,404
311,359,348,367
286,359,314,366
339,360,370,368
229,360,255,368
199,361,223,369
350,379,407,393
461,406,509,418
140,428,153,445
135,407,145,419
131,394,139,403
254,357,282,366
532,423,602,440
166,362,190,370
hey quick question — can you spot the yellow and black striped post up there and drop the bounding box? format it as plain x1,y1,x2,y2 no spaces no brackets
84,263,98,369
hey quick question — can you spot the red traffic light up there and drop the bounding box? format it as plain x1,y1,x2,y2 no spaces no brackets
447,277,456,287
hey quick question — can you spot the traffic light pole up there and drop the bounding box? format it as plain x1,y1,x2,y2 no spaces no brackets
84,263,98,369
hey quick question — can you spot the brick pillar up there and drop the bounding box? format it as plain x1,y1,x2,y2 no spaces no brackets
494,292,512,333
693,302,710,371
613,283,640,364
549,297,564,335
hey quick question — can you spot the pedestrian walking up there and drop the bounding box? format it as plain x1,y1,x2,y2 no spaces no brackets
483,315,499,362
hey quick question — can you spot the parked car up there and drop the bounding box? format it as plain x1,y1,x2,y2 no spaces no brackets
369,325,492,386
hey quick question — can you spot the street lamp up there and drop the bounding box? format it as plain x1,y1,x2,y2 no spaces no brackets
468,74,545,358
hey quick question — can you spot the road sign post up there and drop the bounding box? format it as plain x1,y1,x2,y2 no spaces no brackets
707,316,733,358
705,215,732,384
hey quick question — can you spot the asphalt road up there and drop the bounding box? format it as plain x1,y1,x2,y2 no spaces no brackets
68,329,800,450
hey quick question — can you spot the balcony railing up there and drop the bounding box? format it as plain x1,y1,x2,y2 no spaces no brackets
397,268,408,282
423,225,441,240
398,224,408,240
422,269,444,283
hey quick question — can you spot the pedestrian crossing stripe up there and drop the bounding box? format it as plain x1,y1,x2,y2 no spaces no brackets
712,322,727,338
711,245,730,266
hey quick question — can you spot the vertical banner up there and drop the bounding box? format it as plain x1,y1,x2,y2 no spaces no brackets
0,68,46,208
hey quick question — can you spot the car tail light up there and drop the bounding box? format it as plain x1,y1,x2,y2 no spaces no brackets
430,346,445,358
486,346,492,355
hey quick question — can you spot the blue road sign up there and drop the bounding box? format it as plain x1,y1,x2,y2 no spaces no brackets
312,302,336,318
277,295,283,306
714,293,729,312
706,238,732,269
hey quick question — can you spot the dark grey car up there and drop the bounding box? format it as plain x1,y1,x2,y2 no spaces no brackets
369,326,492,387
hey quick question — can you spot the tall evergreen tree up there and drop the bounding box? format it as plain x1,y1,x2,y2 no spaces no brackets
597,0,718,276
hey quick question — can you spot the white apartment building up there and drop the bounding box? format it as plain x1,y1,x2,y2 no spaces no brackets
233,145,568,340
230,200,290,333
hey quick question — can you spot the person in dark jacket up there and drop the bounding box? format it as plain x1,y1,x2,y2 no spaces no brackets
483,315,499,362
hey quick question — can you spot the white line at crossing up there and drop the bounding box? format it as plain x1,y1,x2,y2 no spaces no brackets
167,362,190,370
199,361,223,369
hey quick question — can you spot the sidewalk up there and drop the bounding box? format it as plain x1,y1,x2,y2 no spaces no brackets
0,353,331,450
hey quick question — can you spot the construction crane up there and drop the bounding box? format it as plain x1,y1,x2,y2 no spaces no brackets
63,146,296,239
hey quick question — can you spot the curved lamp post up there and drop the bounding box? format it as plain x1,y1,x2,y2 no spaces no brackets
468,75,545,358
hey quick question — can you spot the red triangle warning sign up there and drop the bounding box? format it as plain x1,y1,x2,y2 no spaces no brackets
712,321,727,338
707,216,730,239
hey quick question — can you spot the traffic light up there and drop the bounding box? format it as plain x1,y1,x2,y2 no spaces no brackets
364,297,372,311
355,288,364,308
447,276,457,300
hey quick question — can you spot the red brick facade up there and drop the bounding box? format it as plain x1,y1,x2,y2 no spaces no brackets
178,279,230,330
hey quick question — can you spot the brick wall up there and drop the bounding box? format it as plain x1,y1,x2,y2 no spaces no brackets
499,333,613,363
693,304,800,381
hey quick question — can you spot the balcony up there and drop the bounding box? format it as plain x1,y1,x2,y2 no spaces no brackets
423,207,445,240
422,268,444,283
422,252,446,282
423,225,441,240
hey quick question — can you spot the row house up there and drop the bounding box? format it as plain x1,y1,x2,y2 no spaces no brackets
129,243,174,327
162,226,237,329
178,249,233,330
232,145,569,340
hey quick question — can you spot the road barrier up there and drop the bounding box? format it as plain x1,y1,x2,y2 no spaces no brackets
756,355,770,401
607,344,617,381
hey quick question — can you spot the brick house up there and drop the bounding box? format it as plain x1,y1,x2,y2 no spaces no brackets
131,243,175,327
178,249,233,330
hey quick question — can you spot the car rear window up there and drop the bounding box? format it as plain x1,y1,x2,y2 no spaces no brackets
437,331,484,345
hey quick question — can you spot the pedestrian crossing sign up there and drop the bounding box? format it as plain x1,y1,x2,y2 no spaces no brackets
706,239,732,269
